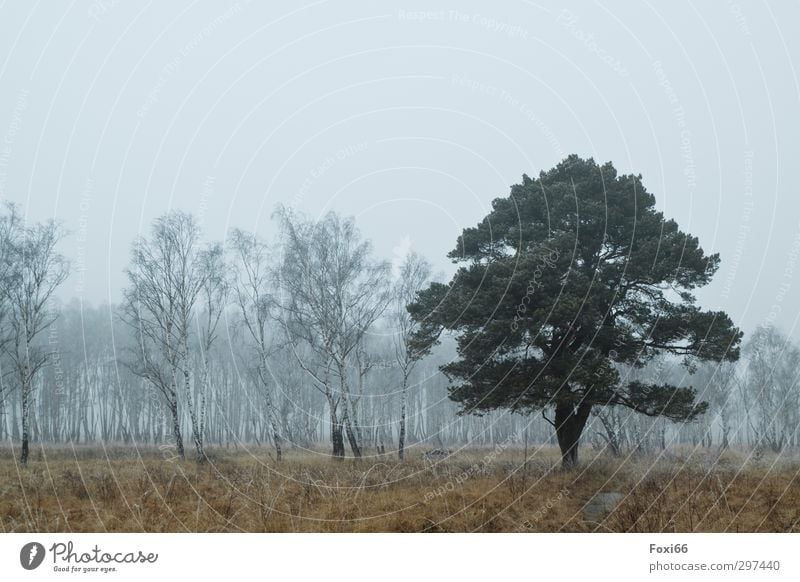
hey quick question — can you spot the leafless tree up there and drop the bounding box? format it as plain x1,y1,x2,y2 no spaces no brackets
691,360,739,450
391,251,431,460
0,205,15,439
0,203,69,465
592,407,624,456
193,242,228,458
275,208,391,458
742,325,800,452
122,211,224,462
229,228,285,460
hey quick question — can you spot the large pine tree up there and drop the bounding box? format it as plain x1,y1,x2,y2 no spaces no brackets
409,155,742,468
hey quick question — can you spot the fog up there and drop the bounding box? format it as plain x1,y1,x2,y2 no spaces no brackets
0,1,796,341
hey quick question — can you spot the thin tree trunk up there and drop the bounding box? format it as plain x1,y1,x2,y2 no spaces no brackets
272,427,282,461
337,367,361,458
342,406,361,458
169,399,185,460
332,424,345,458
259,355,282,461
20,379,30,465
398,378,408,460
329,396,345,459
266,399,282,461
0,390,6,442
182,348,206,463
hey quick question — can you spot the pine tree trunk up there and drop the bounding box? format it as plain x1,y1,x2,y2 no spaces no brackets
555,402,591,469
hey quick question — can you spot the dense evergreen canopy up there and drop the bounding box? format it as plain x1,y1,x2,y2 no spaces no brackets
409,155,742,467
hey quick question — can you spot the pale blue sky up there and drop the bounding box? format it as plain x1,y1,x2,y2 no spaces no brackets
0,0,798,340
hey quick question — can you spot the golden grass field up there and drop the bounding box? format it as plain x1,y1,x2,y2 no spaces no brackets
1,445,798,533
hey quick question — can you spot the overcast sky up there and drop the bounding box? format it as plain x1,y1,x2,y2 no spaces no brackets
0,0,798,340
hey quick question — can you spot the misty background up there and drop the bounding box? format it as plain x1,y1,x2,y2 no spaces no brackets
0,0,797,343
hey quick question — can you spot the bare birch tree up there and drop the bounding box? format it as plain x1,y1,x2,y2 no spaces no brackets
743,325,800,452
122,211,224,462
391,251,431,460
0,203,69,465
192,242,228,460
229,228,284,460
275,208,391,458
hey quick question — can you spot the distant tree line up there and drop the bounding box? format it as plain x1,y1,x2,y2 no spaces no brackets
2,156,796,467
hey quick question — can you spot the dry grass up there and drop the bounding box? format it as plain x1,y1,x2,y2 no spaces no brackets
1,445,798,532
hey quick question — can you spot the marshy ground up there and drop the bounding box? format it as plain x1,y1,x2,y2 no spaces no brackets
1,445,798,533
